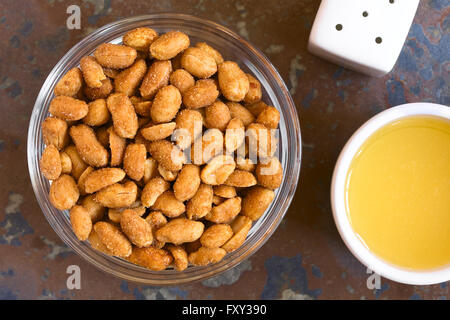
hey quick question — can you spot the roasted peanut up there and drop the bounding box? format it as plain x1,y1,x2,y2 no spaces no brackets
141,177,170,208
123,144,147,181
156,218,204,245
64,145,88,180
222,215,252,252
84,168,126,193
80,194,106,222
139,60,172,100
200,224,233,248
152,191,185,218
96,126,110,148
60,151,72,174
255,157,283,189
133,100,151,117
77,166,94,195
236,157,256,172
120,209,153,247
151,85,182,123
158,164,178,182
190,129,224,165
103,67,120,79
83,99,110,126
182,79,219,109
195,42,224,64
88,229,113,255
84,78,113,100
246,122,278,159
49,174,79,210
213,195,225,205
166,245,188,271
224,170,257,188
108,203,146,223
205,197,241,224
188,247,227,266
186,184,213,220
141,122,176,141
94,181,138,208
246,101,268,117
150,31,190,60
173,164,201,202
225,118,245,153
205,100,231,131
142,157,159,184
70,124,109,167
94,221,132,258
175,109,203,150
42,117,69,150
54,68,83,97
40,145,62,180
148,140,185,172
256,105,280,129
106,93,139,139
108,127,127,167
123,27,158,52
241,186,275,221
70,205,92,241
49,96,89,121
218,61,249,102
181,47,217,79
200,155,236,185
145,211,168,249
127,247,172,271
226,102,255,127
114,59,147,97
244,73,262,104
94,43,137,69
169,69,195,94
80,56,106,88
213,185,237,199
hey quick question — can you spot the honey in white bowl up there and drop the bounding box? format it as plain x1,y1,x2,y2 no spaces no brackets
345,116,450,270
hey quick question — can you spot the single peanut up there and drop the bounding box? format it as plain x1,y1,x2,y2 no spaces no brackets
141,177,170,208
54,68,83,97
173,164,201,202
106,93,139,139
70,205,92,241
80,56,106,88
70,124,109,167
155,218,204,245
120,209,153,248
40,145,62,180
42,117,69,150
49,96,89,121
94,43,137,69
94,221,132,258
205,197,241,224
150,31,190,60
49,174,79,210
94,181,138,208
218,61,249,102
181,47,217,79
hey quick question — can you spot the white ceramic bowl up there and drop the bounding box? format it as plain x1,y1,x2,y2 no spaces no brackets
331,102,450,285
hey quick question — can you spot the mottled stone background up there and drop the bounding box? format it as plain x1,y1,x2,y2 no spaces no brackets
0,0,448,300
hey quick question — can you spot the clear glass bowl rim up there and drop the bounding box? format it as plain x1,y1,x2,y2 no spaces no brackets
27,13,302,285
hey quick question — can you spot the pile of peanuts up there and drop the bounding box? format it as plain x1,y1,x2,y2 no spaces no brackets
39,27,283,271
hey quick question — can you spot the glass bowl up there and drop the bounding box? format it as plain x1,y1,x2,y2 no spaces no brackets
27,13,302,285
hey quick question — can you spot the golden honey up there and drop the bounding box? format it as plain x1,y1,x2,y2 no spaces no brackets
345,116,450,270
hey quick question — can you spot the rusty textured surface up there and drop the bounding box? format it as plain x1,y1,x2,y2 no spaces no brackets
0,0,448,300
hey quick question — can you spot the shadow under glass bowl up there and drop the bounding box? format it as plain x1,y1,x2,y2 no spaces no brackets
27,13,302,285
